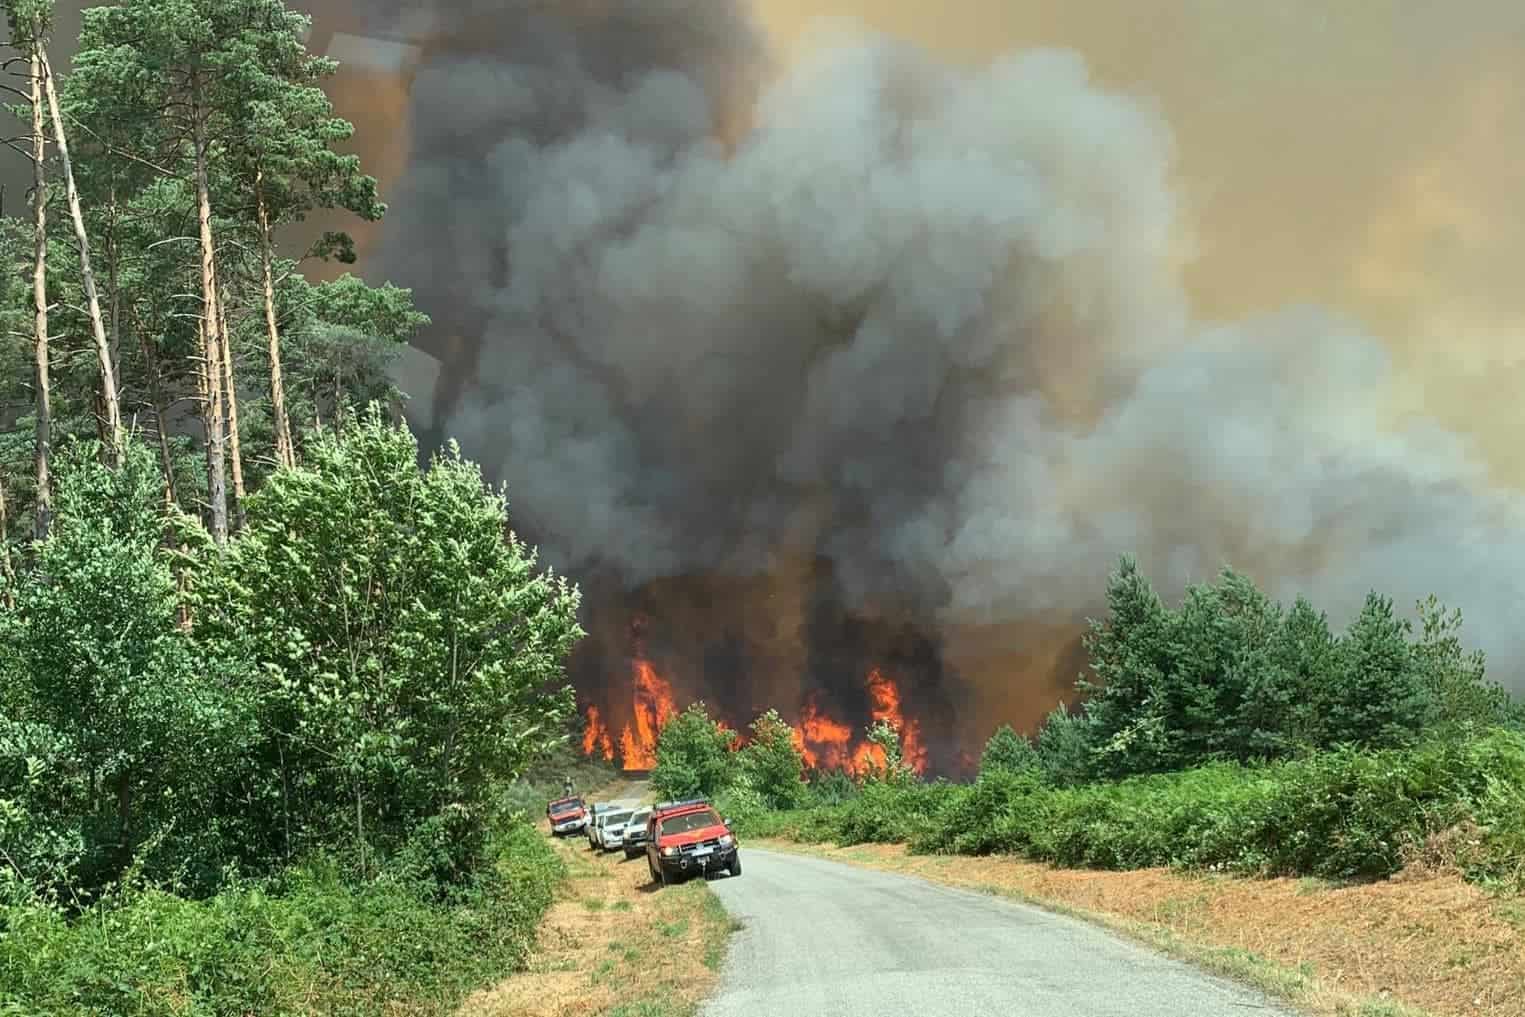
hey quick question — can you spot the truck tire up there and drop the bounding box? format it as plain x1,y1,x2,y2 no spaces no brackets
728,853,741,877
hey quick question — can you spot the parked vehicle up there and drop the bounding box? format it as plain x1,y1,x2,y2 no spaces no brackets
597,809,635,851
546,795,587,836
622,807,652,859
585,802,612,848
645,798,740,885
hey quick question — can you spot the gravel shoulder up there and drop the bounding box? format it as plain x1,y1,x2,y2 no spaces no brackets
700,847,1297,1017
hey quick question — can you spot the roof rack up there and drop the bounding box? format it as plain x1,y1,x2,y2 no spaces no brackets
652,796,710,812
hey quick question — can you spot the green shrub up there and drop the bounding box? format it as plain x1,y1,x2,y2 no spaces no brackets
650,702,737,800
978,725,1040,777
0,819,562,1017
762,729,1525,887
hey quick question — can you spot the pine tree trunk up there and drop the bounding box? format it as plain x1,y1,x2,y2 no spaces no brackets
39,45,121,464
217,274,247,531
0,475,14,608
133,311,178,507
29,44,52,540
256,173,295,469
192,104,228,544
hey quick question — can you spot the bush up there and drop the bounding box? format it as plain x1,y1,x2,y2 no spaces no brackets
194,408,583,871
650,703,736,800
736,710,807,809
0,444,257,901
0,819,562,1017
979,725,1040,777
912,729,1525,882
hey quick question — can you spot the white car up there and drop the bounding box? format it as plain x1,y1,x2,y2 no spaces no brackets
596,808,636,851
585,802,613,848
622,808,653,859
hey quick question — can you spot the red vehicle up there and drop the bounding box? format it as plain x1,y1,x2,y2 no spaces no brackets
547,795,587,836
644,798,741,885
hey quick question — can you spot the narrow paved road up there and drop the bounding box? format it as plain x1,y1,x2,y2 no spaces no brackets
701,848,1297,1017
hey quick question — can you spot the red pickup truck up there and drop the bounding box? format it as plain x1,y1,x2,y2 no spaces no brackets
644,798,741,885
546,795,587,836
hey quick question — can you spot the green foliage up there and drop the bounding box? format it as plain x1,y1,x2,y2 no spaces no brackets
195,407,582,867
1033,704,1098,787
0,819,562,1017
650,702,737,801
736,709,806,809
1080,557,1513,779
0,443,256,899
1411,595,1514,733
858,719,919,788
756,729,1525,889
979,724,1040,777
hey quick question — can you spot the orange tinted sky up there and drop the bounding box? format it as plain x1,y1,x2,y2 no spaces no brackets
754,1,1525,478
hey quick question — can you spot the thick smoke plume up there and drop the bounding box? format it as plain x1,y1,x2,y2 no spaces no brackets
323,0,1525,761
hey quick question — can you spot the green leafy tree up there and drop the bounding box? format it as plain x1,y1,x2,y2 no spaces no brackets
1269,595,1340,750
1079,556,1177,776
281,273,429,436
195,406,583,870
737,709,806,808
859,720,918,787
214,3,385,467
979,724,1039,777
1033,703,1097,786
651,703,737,800
1,441,253,896
1318,593,1429,748
1410,596,1511,731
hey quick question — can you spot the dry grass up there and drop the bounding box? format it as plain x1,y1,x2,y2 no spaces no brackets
753,840,1525,1017
460,782,740,1017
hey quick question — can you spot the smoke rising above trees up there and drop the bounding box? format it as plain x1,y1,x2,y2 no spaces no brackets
349,2,1525,728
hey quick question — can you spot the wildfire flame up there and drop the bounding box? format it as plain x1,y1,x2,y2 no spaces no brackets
863,666,928,774
582,645,928,776
582,704,613,760
789,699,853,770
790,668,927,777
616,659,678,770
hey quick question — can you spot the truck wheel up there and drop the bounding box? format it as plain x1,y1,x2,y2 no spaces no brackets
728,854,742,877
648,858,662,885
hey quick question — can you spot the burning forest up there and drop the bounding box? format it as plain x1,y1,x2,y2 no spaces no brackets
584,651,930,775
265,0,1525,771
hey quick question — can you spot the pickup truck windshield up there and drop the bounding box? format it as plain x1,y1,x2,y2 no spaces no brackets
658,809,722,836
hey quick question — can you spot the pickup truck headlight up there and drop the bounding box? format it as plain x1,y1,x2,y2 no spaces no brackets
718,834,734,847
660,845,678,858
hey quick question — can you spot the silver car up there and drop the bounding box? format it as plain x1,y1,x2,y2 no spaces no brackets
585,802,613,848
622,807,653,859
596,809,635,851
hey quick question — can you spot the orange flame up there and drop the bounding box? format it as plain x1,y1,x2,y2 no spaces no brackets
863,667,928,773
617,658,678,770
582,705,613,761
790,698,854,770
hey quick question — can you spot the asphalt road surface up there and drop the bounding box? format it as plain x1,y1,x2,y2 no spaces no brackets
701,848,1297,1017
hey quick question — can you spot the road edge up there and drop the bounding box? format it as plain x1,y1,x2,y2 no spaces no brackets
749,839,1437,1017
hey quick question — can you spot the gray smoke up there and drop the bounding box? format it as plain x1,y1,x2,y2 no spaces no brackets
368,2,1525,694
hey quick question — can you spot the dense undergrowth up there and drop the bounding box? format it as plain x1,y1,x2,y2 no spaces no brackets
0,418,591,1015
695,559,1525,894
0,822,562,1017
728,728,1525,889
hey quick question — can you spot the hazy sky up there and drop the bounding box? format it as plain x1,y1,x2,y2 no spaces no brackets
752,1,1525,478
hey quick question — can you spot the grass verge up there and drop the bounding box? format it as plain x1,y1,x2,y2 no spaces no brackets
461,788,740,1017
750,839,1522,1017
